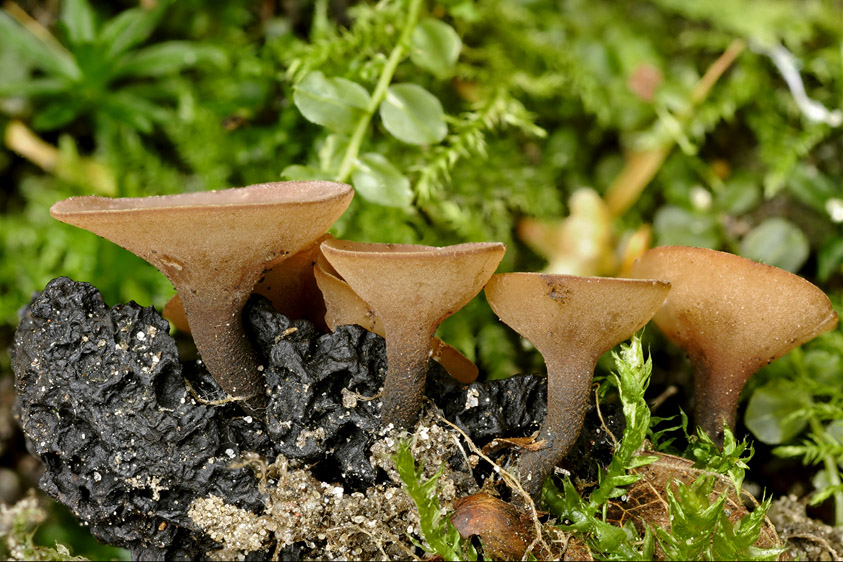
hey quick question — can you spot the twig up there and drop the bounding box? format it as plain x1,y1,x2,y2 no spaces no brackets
648,384,679,413
594,384,618,449
3,1,70,56
324,524,421,561
183,377,254,408
785,532,841,561
605,39,746,216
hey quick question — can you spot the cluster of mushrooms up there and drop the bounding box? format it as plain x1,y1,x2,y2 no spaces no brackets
50,181,838,500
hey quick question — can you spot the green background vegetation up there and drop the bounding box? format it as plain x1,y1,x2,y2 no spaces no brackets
0,0,841,558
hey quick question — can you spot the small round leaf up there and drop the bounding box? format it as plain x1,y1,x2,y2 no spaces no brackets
410,19,461,78
745,379,811,444
740,217,809,272
653,206,720,249
379,83,447,145
294,71,371,134
351,153,413,207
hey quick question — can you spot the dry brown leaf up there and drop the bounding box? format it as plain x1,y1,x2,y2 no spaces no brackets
604,452,786,561
481,434,546,456
451,493,536,560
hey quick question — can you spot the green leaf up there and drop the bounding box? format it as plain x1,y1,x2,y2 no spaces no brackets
0,11,81,80
411,19,461,78
653,205,720,249
351,153,413,207
379,83,447,145
0,77,69,97
32,100,85,130
281,165,334,181
716,176,760,215
745,378,811,445
113,42,227,78
60,0,96,45
99,1,170,59
394,440,477,561
99,91,170,132
818,237,843,282
293,71,371,134
740,217,809,272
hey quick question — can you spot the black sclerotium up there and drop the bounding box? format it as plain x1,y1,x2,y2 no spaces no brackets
13,278,569,559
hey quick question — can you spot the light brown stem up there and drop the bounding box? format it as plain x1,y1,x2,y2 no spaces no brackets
692,364,743,449
517,354,596,499
180,293,268,414
380,323,434,429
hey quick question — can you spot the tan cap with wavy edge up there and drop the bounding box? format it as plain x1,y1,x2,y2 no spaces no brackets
313,252,479,384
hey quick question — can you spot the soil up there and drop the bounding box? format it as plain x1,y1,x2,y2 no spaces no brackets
768,495,843,561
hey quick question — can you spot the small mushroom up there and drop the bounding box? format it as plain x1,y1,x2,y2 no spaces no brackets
630,245,838,446
320,239,506,428
50,181,353,412
484,273,670,498
313,252,479,383
164,234,331,333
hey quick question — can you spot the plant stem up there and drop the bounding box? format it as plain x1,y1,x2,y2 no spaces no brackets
336,0,422,182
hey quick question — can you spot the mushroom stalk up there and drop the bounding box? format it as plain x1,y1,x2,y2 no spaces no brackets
381,323,436,429
517,352,594,498
690,357,744,445
180,293,265,406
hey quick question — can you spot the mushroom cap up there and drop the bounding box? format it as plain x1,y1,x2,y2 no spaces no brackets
629,245,838,379
313,253,479,383
164,235,331,333
320,239,506,331
484,272,670,362
313,252,384,335
50,182,354,297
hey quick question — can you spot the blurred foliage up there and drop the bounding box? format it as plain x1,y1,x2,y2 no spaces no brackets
0,491,127,560
1,0,842,555
743,299,843,525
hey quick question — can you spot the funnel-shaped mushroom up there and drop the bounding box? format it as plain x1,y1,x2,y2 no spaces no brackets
630,245,838,446
313,253,479,383
484,273,670,498
50,182,353,412
320,239,506,428
164,235,331,333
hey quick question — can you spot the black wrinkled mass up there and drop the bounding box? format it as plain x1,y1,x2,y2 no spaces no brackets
248,296,388,488
12,277,267,560
13,277,554,559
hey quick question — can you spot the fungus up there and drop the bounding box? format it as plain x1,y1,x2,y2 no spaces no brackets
484,273,670,498
312,253,479,383
164,234,331,333
50,181,353,412
630,245,838,446
319,239,506,428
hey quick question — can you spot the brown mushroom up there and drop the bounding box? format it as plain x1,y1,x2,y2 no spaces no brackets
630,245,838,446
320,239,506,428
164,234,331,334
313,252,479,383
484,273,670,498
50,181,353,412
